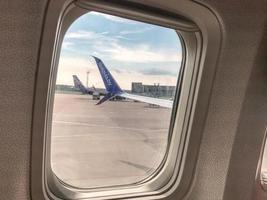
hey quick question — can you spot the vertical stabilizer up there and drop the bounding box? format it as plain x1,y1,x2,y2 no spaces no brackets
92,56,122,94
72,75,88,94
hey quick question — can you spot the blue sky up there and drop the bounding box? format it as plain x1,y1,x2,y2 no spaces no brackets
57,12,182,89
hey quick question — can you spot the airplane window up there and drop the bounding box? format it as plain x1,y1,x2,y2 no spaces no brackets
51,11,182,189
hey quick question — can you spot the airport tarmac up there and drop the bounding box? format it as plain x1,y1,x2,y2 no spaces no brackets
51,93,172,188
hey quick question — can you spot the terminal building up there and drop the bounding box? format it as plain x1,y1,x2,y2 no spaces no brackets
131,82,176,98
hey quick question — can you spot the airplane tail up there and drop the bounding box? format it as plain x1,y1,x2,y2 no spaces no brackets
72,75,88,94
92,85,96,91
92,56,123,105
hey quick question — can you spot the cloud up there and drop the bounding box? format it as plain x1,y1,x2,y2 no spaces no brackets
140,68,178,76
62,41,74,50
56,56,179,89
64,31,182,64
90,12,136,24
63,28,182,63
65,30,118,46
100,42,182,63
120,27,153,35
65,30,99,40
57,12,181,89
100,31,109,35
114,35,132,40
56,56,103,87
59,56,92,67
64,29,181,64
64,30,118,54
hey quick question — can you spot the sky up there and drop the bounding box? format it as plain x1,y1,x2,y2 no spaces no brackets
56,11,182,90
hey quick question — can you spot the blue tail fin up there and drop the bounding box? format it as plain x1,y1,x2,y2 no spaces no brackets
92,56,123,105
92,56,122,94
72,75,88,94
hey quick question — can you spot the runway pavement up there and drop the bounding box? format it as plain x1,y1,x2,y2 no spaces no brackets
51,93,172,188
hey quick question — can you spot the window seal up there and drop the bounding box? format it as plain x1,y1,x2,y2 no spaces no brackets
75,0,198,32
31,0,222,200
45,8,198,199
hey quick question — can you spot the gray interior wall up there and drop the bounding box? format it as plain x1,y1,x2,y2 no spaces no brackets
252,26,267,200
187,1,267,200
224,23,267,200
0,0,266,200
0,1,48,199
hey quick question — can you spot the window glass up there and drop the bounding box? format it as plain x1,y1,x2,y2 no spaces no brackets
51,11,182,188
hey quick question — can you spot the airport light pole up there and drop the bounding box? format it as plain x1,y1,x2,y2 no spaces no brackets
86,71,90,88
153,83,160,97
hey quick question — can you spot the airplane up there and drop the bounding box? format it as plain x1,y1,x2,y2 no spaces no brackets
72,75,105,100
92,56,173,108
73,75,100,95
73,74,125,101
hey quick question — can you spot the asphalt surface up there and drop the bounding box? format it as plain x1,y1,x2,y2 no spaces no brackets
51,93,172,188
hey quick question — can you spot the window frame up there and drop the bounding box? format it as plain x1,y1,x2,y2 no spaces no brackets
258,128,267,191
31,0,222,200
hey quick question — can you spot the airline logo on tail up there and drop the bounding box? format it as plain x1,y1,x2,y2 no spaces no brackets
92,56,122,94
72,75,88,94
99,64,112,87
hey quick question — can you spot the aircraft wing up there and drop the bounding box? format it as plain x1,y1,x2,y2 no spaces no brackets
119,92,173,108
92,56,173,109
